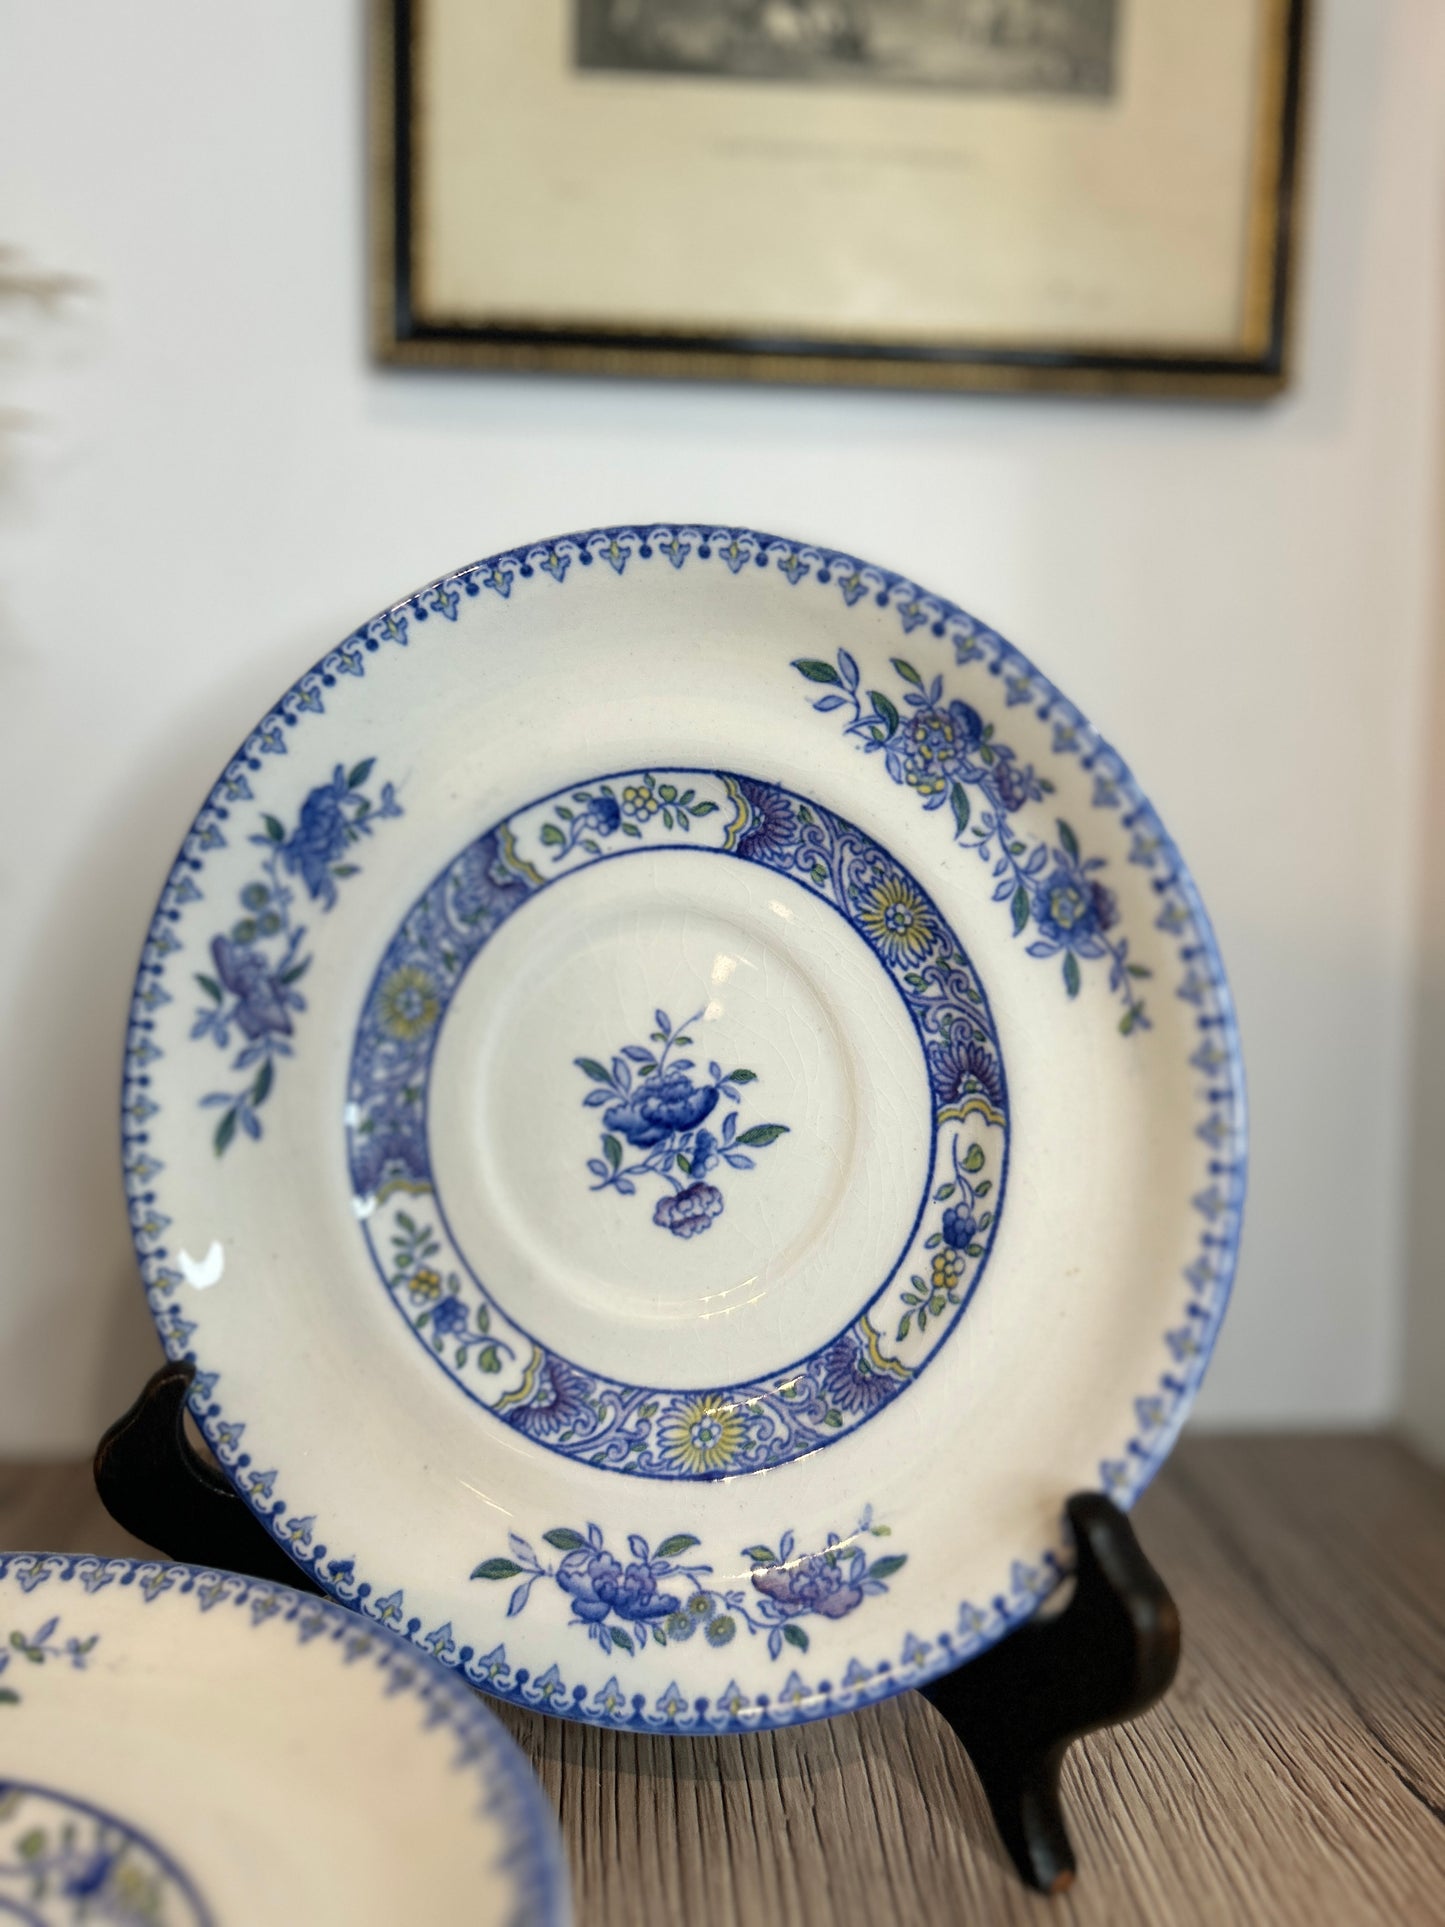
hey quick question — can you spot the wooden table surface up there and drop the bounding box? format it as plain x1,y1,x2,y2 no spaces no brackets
4,1435,1443,1925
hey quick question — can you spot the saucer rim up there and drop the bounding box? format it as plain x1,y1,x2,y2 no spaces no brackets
0,1549,571,1926
120,521,1246,1735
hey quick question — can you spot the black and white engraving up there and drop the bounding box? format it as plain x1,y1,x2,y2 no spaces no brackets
575,0,1119,97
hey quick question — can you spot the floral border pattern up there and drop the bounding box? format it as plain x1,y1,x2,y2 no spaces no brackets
0,1556,567,1927
471,1509,904,1665
121,523,1245,1736
189,760,402,1152
0,1616,97,1709
344,769,1008,1478
795,650,1150,1030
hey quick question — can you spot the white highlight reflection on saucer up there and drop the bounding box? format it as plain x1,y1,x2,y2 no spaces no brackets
179,1242,225,1290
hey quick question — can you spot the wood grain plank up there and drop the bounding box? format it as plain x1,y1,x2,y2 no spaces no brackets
1173,1433,1445,1817
3,1442,1443,1927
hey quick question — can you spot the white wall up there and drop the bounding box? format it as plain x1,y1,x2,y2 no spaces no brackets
1,1,1441,1453
1403,283,1445,1469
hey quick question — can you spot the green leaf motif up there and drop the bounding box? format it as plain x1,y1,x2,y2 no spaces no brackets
542,1528,587,1552
262,813,286,843
603,1134,622,1171
793,657,841,684
1011,885,1030,935
869,1555,908,1581
213,1108,238,1156
575,1058,612,1085
870,690,900,735
656,1534,701,1559
1064,952,1081,999
743,1546,778,1566
736,1123,790,1147
891,657,923,687
609,1626,634,1654
347,758,375,790
962,1143,985,1174
1058,819,1079,860
783,1623,810,1651
726,1069,757,1084
470,1559,523,1581
950,782,970,836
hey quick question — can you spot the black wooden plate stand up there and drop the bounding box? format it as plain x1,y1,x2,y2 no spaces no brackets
95,1358,1179,1895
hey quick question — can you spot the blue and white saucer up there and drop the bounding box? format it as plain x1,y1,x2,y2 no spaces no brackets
0,1554,567,1924
122,525,1244,1735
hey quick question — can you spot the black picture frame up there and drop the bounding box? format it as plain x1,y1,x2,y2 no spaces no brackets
374,0,1309,400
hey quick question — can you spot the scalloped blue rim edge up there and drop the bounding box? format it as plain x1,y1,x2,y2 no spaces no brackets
0,1552,570,1927
119,522,1246,1737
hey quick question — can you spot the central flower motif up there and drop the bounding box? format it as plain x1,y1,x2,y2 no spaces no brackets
658,1394,746,1475
579,1002,787,1239
604,1072,718,1150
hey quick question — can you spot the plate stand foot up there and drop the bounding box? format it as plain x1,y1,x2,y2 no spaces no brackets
919,1491,1180,1894
93,1358,323,1594
96,1369,1179,1894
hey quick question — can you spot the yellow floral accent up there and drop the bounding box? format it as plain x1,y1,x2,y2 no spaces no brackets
409,1266,442,1303
658,1393,745,1475
621,780,660,821
377,965,439,1041
932,1247,965,1294
857,873,935,966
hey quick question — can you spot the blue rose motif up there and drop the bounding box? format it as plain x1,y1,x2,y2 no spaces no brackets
210,935,293,1040
605,1072,719,1149
430,1296,470,1341
556,1547,678,1625
1032,867,1119,949
653,1182,725,1239
887,701,984,799
555,1547,620,1623
986,752,1045,815
585,795,622,836
752,1551,863,1622
281,768,352,907
945,698,985,751
941,1205,978,1249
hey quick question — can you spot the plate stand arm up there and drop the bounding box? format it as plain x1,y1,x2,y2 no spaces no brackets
93,1357,323,1594
918,1491,1180,1895
95,1371,1177,1896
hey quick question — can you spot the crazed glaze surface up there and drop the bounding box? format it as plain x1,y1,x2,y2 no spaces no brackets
122,525,1245,1734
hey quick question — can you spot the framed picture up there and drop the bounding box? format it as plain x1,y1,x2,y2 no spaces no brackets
375,0,1309,398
